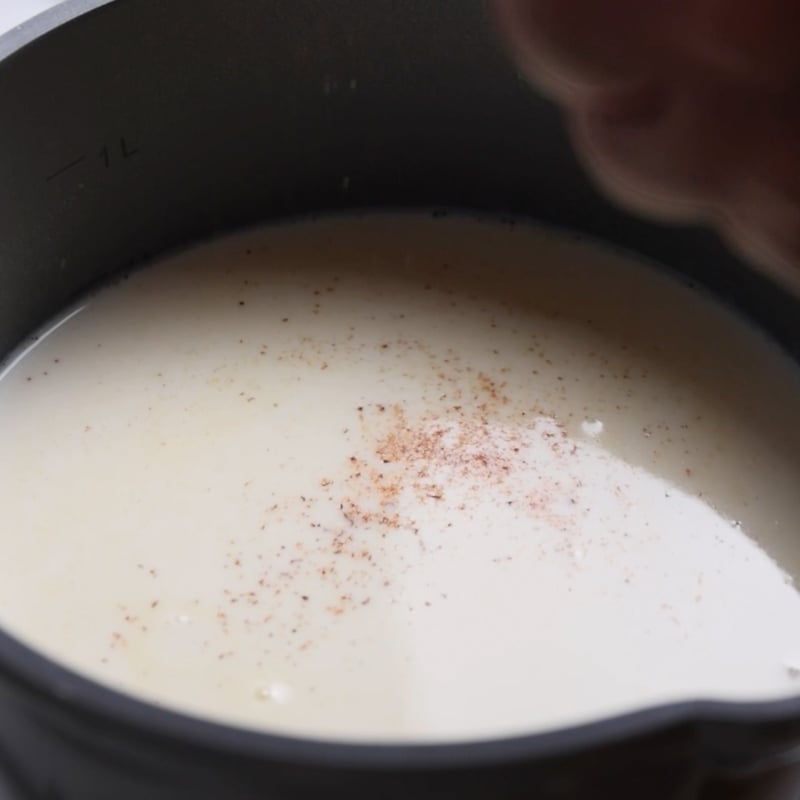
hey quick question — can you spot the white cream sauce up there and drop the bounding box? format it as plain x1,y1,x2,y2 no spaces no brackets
0,214,798,742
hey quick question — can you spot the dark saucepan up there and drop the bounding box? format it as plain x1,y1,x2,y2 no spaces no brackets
1,2,799,798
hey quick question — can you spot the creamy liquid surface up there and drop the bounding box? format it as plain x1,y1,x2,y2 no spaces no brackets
0,215,799,742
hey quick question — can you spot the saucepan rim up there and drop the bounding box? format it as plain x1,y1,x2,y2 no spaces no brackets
2,625,800,769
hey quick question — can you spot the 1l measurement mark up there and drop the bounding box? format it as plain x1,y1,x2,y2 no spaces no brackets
46,136,140,182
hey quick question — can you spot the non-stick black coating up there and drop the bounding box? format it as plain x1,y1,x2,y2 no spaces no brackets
1,1,799,798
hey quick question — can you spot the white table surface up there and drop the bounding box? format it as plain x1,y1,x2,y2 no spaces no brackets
0,0,64,36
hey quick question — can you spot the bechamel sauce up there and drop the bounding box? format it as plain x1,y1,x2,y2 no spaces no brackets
0,215,798,742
